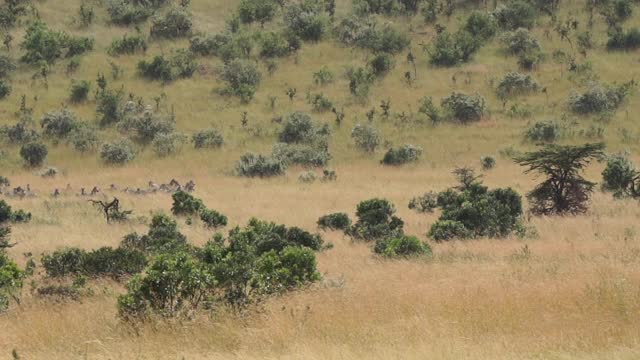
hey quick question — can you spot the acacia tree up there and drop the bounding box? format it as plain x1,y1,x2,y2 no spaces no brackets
514,143,605,215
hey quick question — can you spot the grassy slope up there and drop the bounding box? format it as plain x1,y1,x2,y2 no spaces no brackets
1,0,640,358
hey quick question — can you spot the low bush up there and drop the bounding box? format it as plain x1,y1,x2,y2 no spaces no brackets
238,0,278,25
0,200,32,224
1,121,39,144
307,92,333,112
107,0,152,25
0,250,24,312
417,97,441,123
524,120,561,143
121,214,188,253
298,170,317,183
220,59,261,102
317,212,351,231
20,142,48,167
427,30,482,66
70,124,99,153
481,155,496,170
152,133,187,157
493,0,537,30
464,11,497,42
313,66,334,86
138,50,197,82
348,198,404,241
235,152,286,177
40,108,79,140
568,81,633,114
100,139,136,165
607,27,640,50
601,153,639,198
171,190,204,216
20,21,94,64
109,34,148,56
150,7,192,39
368,53,394,76
118,108,175,144
190,31,254,62
259,31,299,58
42,246,147,279
441,92,487,123
381,144,422,165
96,88,125,127
351,124,381,153
496,72,539,100
200,209,228,229
374,235,432,257
69,80,91,103
284,0,328,41
0,54,15,79
272,143,331,167
0,80,10,100
335,16,410,54
346,67,375,99
408,192,438,213
501,28,542,54
192,128,224,149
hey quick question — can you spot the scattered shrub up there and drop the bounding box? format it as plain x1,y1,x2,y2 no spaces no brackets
374,235,432,257
501,28,543,68
0,250,24,312
190,31,254,61
69,80,91,103
40,108,79,140
493,0,537,30
1,121,39,144
107,0,152,25
607,27,640,50
20,142,48,167
298,170,317,183
200,209,228,229
118,109,175,144
272,143,331,167
464,11,497,42
20,21,94,64
307,92,333,112
41,248,86,277
348,198,404,241
568,81,633,114
138,50,197,82
481,155,496,170
441,92,487,123
220,59,262,102
417,97,441,123
0,80,11,100
381,144,422,165
70,124,99,152
121,214,188,253
317,213,351,231
192,128,224,149
109,34,148,56
150,7,192,39
368,53,394,76
100,139,136,165
235,152,286,177
171,190,204,216
351,124,381,153
239,0,278,25
335,16,410,54
0,200,31,224
408,192,438,213
284,0,328,41
525,120,561,143
259,31,298,58
313,66,334,86
427,30,481,66
601,153,639,198
96,88,125,126
496,72,539,100
152,133,187,157
0,54,16,79
346,66,375,99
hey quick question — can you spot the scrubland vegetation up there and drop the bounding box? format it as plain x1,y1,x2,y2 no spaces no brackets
1,0,640,358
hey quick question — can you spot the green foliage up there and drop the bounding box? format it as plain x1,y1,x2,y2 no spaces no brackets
381,144,422,165
272,112,331,167
171,190,204,216
568,81,633,114
42,247,147,279
374,235,432,257
313,66,334,86
481,155,496,170
0,54,16,79
607,26,640,50
118,108,175,144
368,53,394,76
496,72,539,100
220,59,261,102
514,143,605,215
284,0,328,41
20,21,94,64
427,168,524,241
96,88,124,126
427,30,481,66
69,80,91,103
121,214,188,254
307,92,333,112
349,198,404,241
138,50,197,82
272,143,331,167
441,92,487,123
417,97,441,123
235,152,286,177
238,0,278,25
152,133,187,157
525,120,561,143
100,139,136,165
200,209,228,229
107,0,152,25
41,248,85,277
190,31,254,61
20,142,47,167
259,31,299,58
192,128,224,149
502,28,541,55
109,34,148,56
70,124,99,153
408,192,438,213
0,200,31,224
493,1,537,30
0,250,23,312
317,212,351,231
335,16,410,54
150,7,192,39
351,123,380,153
0,121,39,144
346,66,375,99
40,108,78,140
464,11,497,42
0,79,11,99
601,153,639,198
353,0,397,15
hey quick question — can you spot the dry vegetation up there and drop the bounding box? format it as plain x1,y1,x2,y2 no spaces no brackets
1,0,640,358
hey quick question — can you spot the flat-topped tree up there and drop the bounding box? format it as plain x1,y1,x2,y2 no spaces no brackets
514,143,605,215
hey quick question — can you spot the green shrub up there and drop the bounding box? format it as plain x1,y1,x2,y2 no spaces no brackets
138,50,197,82
284,0,328,41
525,120,561,143
346,66,375,99
427,169,524,241
252,246,320,294
100,139,136,165
313,66,334,86
40,108,79,140
109,34,148,55
0,251,24,312
493,0,537,30
0,54,16,79
70,124,99,153
192,128,224,149
348,198,404,241
200,209,228,229
374,235,432,257
317,212,351,231
408,192,438,213
259,31,298,58
495,72,539,100
69,80,91,103
464,11,497,42
96,88,124,126
607,27,640,50
272,143,331,167
0,79,11,100
41,248,86,278
353,0,397,15
239,0,278,25
601,153,639,198
334,16,410,54
20,21,94,64
81,247,147,278
0,200,31,224
118,109,175,144
20,142,48,167
381,144,422,165
220,59,262,102
150,7,192,38
1,121,39,144
307,92,333,112
441,92,487,123
427,30,481,66
278,112,329,145
121,214,188,253
171,190,204,216
65,37,95,57
235,152,286,177
152,133,187,157
568,81,632,114
368,53,394,76
481,155,496,170
351,124,380,153
107,0,152,25
418,97,441,123
501,28,542,55
190,31,254,62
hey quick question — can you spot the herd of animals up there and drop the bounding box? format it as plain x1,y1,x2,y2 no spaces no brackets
0,179,196,199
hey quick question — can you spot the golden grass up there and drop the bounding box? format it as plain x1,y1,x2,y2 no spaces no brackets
1,0,640,358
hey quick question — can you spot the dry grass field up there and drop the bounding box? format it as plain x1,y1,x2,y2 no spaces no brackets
1,0,640,358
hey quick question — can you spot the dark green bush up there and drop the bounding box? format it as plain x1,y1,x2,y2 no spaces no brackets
220,59,262,102
0,250,24,312
335,16,410,54
381,144,423,165
40,108,79,140
272,143,331,167
374,235,432,257
137,50,197,82
96,88,124,127
69,80,91,103
368,53,394,76
190,31,254,62
238,0,278,25
353,0,397,15
192,128,224,149
464,12,497,42
427,220,472,241
259,31,298,58
200,208,228,229
568,81,633,114
284,0,328,41
408,192,438,213
152,133,187,157
351,124,380,153
427,30,481,66
0,200,31,224
109,34,148,55
525,120,561,143
0,54,16,79
100,139,136,165
0,79,11,100
607,27,640,50
41,248,86,278
20,21,94,64
493,0,537,30
601,153,639,198
1,121,39,144
348,198,404,241
122,214,188,253
481,155,496,170
307,92,333,112
118,109,175,144
150,7,192,38
107,0,152,25
496,72,539,100
441,92,487,123
20,142,48,167
81,247,147,278
235,152,286,177
317,212,351,231
346,66,375,99
171,190,204,216
70,124,99,153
